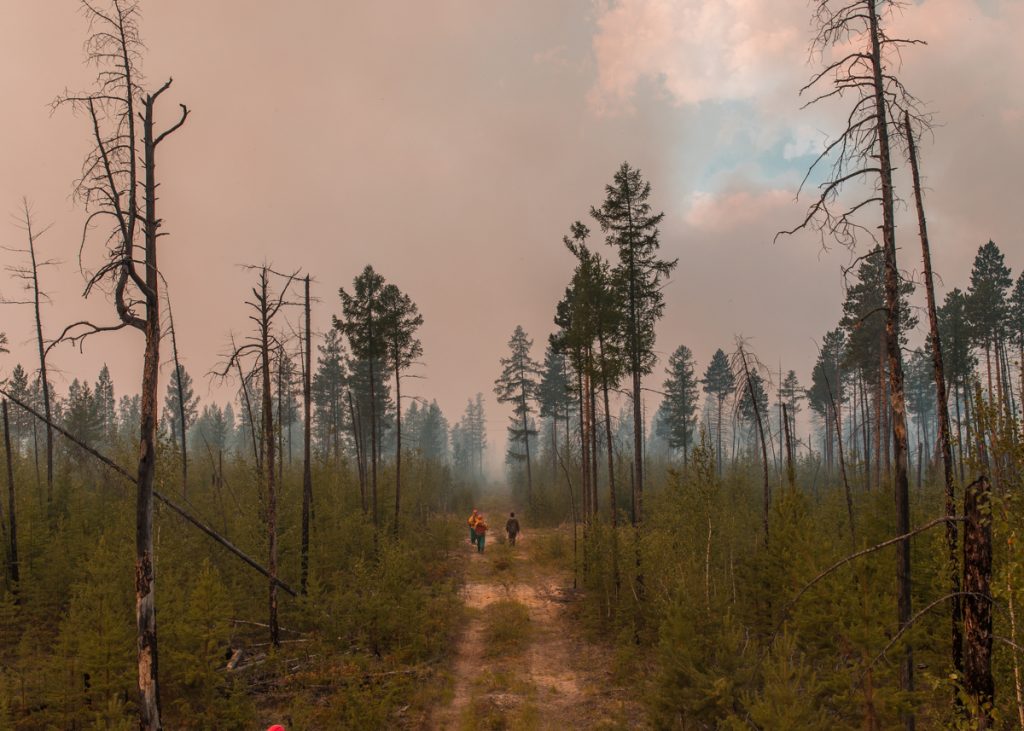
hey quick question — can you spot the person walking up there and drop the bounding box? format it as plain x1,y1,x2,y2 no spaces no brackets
473,515,488,553
505,512,521,546
467,508,479,545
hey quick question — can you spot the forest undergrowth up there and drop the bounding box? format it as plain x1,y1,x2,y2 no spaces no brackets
552,429,1024,729
0,446,472,730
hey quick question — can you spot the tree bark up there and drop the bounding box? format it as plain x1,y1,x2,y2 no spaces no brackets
868,4,914,724
22,209,54,517
258,270,280,648
136,92,163,730
521,362,534,508
903,120,959,655
963,476,994,726
301,275,313,595
394,356,403,529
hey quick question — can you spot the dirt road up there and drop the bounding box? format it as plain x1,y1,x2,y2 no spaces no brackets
430,525,646,730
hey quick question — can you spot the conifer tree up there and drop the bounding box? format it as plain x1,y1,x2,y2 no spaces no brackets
661,345,700,468
538,341,572,479
778,370,803,454
379,282,423,528
311,329,347,462
1011,273,1024,414
938,288,975,478
702,349,735,473
807,329,845,473
162,365,198,453
418,401,449,462
966,241,1013,406
94,365,117,448
562,223,626,521
453,395,487,480
336,265,389,529
591,162,676,533
494,326,542,506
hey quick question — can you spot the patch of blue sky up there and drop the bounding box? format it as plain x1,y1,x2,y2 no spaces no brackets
685,100,829,192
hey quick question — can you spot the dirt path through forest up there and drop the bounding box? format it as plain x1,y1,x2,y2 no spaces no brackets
429,522,646,730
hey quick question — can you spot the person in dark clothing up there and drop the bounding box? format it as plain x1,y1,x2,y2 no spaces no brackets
505,512,520,546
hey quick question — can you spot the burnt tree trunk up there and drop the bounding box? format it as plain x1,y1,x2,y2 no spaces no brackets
394,355,403,530
301,275,313,595
868,3,914,724
741,352,771,542
23,209,54,516
136,87,170,730
963,476,994,726
257,270,281,648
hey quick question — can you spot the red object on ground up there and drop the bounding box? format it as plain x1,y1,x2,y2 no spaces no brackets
267,726,286,731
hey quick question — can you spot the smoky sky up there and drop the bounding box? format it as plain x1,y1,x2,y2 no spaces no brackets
1,1,1021,468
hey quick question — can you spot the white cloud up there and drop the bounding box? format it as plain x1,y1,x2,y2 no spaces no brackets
587,0,807,113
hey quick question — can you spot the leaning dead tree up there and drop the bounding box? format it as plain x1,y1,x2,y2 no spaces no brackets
3,199,57,512
778,2,928,725
730,339,772,541
164,290,190,496
216,264,300,648
52,1,189,727
903,109,965,693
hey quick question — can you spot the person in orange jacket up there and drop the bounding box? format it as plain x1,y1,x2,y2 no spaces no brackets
473,515,488,553
467,509,479,544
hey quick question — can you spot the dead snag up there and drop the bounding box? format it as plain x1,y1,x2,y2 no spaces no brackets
301,275,313,595
904,109,964,685
963,476,994,725
215,264,301,647
53,1,190,725
4,200,57,515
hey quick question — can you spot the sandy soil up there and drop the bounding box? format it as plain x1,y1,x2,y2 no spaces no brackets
429,526,647,730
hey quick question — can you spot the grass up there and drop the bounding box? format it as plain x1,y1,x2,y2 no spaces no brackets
482,599,531,657
531,529,570,565
460,669,539,731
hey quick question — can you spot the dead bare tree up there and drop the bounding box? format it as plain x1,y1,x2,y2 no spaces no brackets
903,109,965,694
216,264,300,648
52,2,189,727
730,339,772,541
301,275,313,595
4,199,57,513
778,3,928,723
